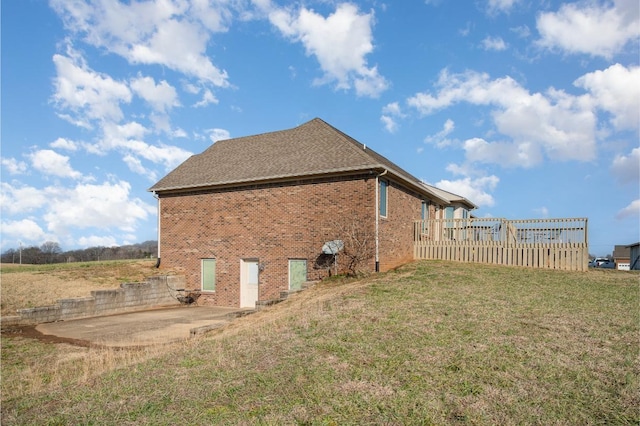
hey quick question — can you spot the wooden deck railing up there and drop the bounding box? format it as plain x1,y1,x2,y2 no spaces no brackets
414,218,589,271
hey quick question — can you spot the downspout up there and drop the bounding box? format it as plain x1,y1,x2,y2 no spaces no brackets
375,169,388,273
153,192,161,268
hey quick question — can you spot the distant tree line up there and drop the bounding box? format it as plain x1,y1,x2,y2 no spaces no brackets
1,241,158,265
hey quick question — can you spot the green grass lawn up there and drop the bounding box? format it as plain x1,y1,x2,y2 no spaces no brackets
2,261,638,425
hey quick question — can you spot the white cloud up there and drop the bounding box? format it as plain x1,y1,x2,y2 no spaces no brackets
511,25,531,38
574,64,640,132
207,128,231,143
148,113,172,135
1,180,155,248
123,154,157,182
192,0,234,32
407,69,597,167
533,206,549,218
52,49,132,125
29,149,82,179
50,0,231,87
50,137,79,151
130,75,180,112
135,143,193,171
1,158,28,175
381,102,405,133
77,235,118,248
43,180,153,235
616,199,640,220
75,118,191,178
459,22,472,37
183,82,201,95
193,89,219,108
536,1,640,59
381,115,398,133
353,65,388,98
611,148,640,184
424,119,456,148
172,128,188,138
481,36,507,51
462,137,543,168
1,219,46,242
487,0,520,15
269,3,388,97
55,112,92,130
0,183,48,215
382,102,403,116
435,175,500,207
444,163,476,177
96,121,148,153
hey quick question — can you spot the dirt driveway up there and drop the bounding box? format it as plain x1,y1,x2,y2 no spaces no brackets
33,306,250,348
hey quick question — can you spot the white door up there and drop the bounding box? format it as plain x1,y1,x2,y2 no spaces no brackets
240,259,259,308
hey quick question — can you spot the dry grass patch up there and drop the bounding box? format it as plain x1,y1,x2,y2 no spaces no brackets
2,261,638,425
1,335,194,401
0,260,173,315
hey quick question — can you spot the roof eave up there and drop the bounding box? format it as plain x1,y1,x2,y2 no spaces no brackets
149,167,382,195
385,171,451,205
149,164,451,205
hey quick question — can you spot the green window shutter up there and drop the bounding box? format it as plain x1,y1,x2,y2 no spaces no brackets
202,259,216,291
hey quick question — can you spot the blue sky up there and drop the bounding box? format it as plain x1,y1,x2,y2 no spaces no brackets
2,0,638,256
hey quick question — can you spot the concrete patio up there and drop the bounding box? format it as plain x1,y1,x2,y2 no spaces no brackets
33,306,251,347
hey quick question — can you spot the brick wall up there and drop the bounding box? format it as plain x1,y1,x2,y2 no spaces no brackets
0,275,183,327
379,180,424,271
159,175,381,307
158,174,431,307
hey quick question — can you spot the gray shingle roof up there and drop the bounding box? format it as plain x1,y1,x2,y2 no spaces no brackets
613,245,630,259
422,184,478,209
148,118,453,204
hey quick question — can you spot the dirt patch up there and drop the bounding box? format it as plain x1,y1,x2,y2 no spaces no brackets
2,325,92,347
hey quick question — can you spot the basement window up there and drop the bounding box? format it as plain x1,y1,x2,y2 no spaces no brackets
202,258,216,292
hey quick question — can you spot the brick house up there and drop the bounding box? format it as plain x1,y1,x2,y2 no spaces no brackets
612,245,631,270
149,118,474,308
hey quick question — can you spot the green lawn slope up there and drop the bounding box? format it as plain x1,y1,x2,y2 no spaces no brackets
2,261,638,425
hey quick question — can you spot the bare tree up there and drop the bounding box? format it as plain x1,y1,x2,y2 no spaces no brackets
40,241,62,264
329,219,375,276
21,246,43,264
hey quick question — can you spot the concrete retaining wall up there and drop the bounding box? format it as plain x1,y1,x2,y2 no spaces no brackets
1,275,185,327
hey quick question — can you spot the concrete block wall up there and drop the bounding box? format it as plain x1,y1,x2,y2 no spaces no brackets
0,275,184,327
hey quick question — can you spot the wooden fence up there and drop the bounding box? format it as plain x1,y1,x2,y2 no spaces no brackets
414,217,589,271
